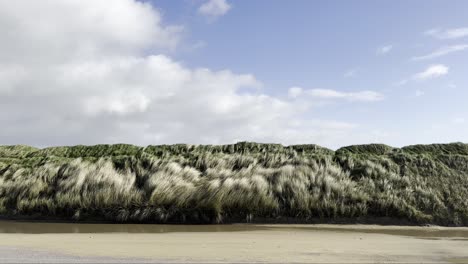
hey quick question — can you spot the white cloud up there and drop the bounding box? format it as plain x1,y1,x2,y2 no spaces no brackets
412,64,449,81
0,0,183,63
425,27,468,39
377,45,393,55
289,88,384,102
343,68,359,78
84,91,151,115
412,45,468,60
414,90,425,97
452,117,465,125
287,87,303,98
394,79,409,86
198,0,231,18
448,83,457,89
396,65,450,86
0,0,363,148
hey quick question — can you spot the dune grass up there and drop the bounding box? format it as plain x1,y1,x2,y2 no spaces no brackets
0,142,467,226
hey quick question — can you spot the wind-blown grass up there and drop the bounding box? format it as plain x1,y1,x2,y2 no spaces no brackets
0,142,467,226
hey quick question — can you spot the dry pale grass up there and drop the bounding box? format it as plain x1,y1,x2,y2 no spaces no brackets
0,142,467,225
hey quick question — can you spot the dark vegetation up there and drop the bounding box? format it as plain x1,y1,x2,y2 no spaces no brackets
1,142,467,226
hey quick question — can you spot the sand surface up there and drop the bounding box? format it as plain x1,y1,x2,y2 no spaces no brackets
0,222,467,263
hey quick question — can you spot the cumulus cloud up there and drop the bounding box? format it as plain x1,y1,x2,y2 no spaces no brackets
0,0,183,63
412,45,468,60
425,27,468,39
377,45,393,55
198,0,231,18
412,64,449,80
288,88,384,102
0,0,364,148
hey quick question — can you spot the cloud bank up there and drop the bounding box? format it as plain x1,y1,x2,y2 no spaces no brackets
0,0,384,148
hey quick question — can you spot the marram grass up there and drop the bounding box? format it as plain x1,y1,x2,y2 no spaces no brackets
1,142,468,226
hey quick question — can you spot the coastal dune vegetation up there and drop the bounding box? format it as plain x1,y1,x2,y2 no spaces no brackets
0,142,467,226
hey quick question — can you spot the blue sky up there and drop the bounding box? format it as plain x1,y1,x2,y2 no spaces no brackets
1,0,467,148
152,0,468,146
